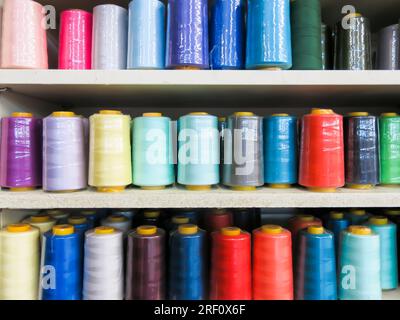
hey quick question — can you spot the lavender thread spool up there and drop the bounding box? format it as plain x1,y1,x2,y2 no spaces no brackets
43,112,87,192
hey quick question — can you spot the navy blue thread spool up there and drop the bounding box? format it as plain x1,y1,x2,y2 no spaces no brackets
346,209,370,225
41,225,82,300
295,226,337,300
345,113,379,189
141,210,162,227
325,211,350,256
233,208,261,232
169,224,207,300
80,210,98,229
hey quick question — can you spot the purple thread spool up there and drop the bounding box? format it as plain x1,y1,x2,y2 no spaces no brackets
43,111,87,192
0,113,42,190
166,0,209,69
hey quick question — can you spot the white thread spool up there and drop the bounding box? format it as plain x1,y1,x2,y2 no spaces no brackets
0,224,40,300
101,214,131,237
83,227,124,300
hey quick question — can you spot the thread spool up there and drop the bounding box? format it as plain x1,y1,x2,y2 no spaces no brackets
210,0,245,70
339,226,381,300
203,209,233,232
46,209,69,224
83,227,124,300
264,114,297,187
172,209,200,225
128,0,165,69
291,0,322,70
233,208,261,232
112,209,137,222
346,209,370,225
126,226,166,300
288,215,322,239
210,227,252,300
1,0,48,69
223,112,264,190
81,210,98,229
101,214,132,237
68,215,90,242
59,9,92,69
219,117,227,178
0,113,42,191
295,226,337,300
92,4,128,70
299,109,344,192
377,24,400,70
168,216,190,232
345,113,379,189
253,225,293,300
321,23,332,70
380,113,400,185
325,211,350,253
367,217,398,290
0,224,40,300
178,113,219,190
89,110,132,192
166,0,209,69
23,214,56,236
384,209,400,276
141,210,162,227
132,113,174,189
169,224,207,300
41,225,82,300
43,112,87,192
334,14,372,70
246,0,292,70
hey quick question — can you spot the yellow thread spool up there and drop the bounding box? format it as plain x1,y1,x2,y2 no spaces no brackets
24,214,56,235
137,225,157,235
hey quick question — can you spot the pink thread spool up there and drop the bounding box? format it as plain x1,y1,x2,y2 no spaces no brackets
1,0,48,69
59,9,92,70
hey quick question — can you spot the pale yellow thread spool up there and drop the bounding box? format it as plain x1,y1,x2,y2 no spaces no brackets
22,214,56,236
89,110,132,192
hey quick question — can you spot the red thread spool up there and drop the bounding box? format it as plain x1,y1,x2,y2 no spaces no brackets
203,209,233,232
299,109,345,192
288,215,322,239
210,227,252,300
253,225,293,300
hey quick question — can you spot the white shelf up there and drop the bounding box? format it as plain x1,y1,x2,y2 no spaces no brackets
383,288,400,301
1,186,399,209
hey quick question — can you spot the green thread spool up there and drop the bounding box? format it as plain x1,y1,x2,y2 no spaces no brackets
380,113,400,185
290,0,322,70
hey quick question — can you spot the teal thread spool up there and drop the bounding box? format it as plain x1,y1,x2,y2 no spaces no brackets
132,113,174,189
339,226,381,300
346,209,370,225
178,113,220,190
367,216,398,290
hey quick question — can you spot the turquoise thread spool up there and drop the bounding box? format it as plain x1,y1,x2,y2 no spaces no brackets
177,113,220,190
132,113,174,189
339,226,381,300
367,216,398,290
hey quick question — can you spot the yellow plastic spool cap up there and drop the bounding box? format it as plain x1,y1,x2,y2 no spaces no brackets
261,225,283,235
311,108,334,115
11,112,33,118
231,186,257,191
10,187,35,192
68,216,87,225
347,184,373,190
81,210,96,216
272,113,289,117
52,111,76,117
144,211,160,218
137,225,157,236
218,117,226,122
381,113,398,117
31,214,51,223
349,225,372,236
299,215,314,222
95,226,115,235
186,185,212,191
351,209,366,216
189,112,208,116
234,112,254,117
178,224,198,235
143,113,162,117
172,216,190,224
53,225,74,236
99,110,122,115
109,215,127,222
269,183,291,189
348,112,369,117
97,186,125,193
369,216,388,226
348,13,362,18
221,227,241,236
308,226,324,235
7,224,31,233
330,212,344,220
385,209,400,216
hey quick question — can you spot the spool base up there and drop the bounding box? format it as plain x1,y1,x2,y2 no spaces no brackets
9,187,35,192
308,187,337,193
269,184,291,189
175,66,201,70
46,189,83,193
347,184,374,190
257,67,282,71
381,184,400,188
141,186,166,190
97,186,126,193
185,185,212,191
231,186,257,191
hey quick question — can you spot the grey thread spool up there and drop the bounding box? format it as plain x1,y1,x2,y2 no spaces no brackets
377,24,400,70
223,112,264,190
334,14,372,70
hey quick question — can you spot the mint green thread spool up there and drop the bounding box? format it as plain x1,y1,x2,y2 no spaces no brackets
132,113,174,189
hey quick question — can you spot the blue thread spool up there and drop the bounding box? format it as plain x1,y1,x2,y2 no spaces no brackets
132,113,174,189
210,0,245,70
41,225,82,300
246,0,292,70
264,114,297,187
346,209,370,225
295,226,337,300
325,211,349,255
172,209,200,225
367,216,398,290
167,216,190,232
81,210,98,229
178,113,220,190
169,224,207,300
338,226,381,300
127,0,165,69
